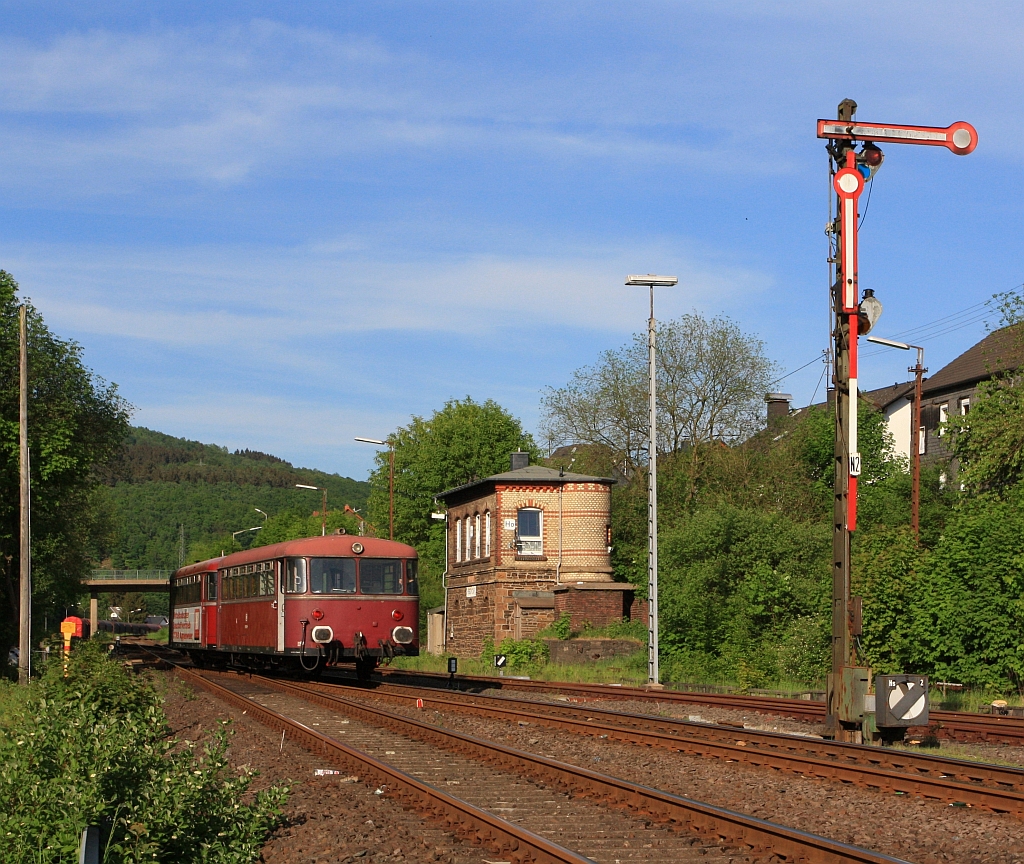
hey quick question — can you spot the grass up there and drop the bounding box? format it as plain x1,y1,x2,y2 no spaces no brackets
146,626,169,643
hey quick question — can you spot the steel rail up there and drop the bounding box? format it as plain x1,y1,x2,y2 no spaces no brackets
233,670,910,864
172,665,594,864
297,677,1024,816
370,668,1024,744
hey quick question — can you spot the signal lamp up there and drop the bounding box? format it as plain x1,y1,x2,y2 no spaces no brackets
856,143,884,180
312,608,324,621
392,609,404,621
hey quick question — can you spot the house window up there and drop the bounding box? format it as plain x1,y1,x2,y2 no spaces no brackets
938,403,948,436
455,519,462,562
918,426,926,456
960,397,970,415
517,508,543,556
465,517,473,559
474,514,481,559
484,511,491,557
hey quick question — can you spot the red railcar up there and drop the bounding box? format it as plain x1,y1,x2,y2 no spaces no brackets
169,535,418,678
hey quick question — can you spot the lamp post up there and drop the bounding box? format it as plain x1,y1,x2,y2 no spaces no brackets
355,437,394,540
867,336,926,541
295,484,327,536
625,273,678,688
254,508,268,522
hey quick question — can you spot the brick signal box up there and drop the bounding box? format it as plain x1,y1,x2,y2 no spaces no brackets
437,453,638,657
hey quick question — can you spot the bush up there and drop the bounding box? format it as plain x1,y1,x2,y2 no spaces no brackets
0,641,286,863
538,612,573,640
496,638,549,674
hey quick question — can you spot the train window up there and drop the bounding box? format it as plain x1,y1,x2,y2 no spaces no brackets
284,557,307,593
359,559,402,594
260,570,274,596
173,574,201,605
405,560,419,595
310,558,356,594
207,572,217,600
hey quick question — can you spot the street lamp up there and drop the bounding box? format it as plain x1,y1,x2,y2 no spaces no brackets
254,508,268,522
296,484,328,536
624,274,678,688
355,437,395,540
867,335,927,541
232,526,263,541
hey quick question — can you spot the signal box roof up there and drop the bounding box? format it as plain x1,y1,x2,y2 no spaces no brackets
173,535,417,578
437,464,615,505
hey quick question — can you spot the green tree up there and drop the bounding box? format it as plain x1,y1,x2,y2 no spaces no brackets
540,313,778,473
0,271,131,648
366,398,538,614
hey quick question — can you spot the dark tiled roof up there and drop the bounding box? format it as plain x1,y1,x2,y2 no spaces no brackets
861,381,916,410
922,324,1024,396
436,464,615,502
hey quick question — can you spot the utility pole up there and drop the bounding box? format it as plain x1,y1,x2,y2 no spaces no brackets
819,102,976,740
388,445,395,541
910,347,926,541
19,306,31,685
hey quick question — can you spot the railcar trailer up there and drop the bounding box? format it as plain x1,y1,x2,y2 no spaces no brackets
169,535,419,679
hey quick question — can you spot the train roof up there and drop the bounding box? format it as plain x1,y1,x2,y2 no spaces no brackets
222,535,416,569
172,535,417,579
174,557,225,577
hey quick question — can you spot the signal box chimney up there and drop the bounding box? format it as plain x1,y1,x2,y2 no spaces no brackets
510,451,530,471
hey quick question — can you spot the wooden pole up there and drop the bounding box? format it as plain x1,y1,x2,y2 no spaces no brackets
910,349,926,541
19,306,31,685
389,446,395,541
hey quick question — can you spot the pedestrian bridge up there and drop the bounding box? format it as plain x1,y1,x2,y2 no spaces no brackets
85,570,171,590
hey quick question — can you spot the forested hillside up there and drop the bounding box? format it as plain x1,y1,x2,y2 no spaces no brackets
96,427,369,570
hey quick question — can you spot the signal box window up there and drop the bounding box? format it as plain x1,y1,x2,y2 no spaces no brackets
284,557,307,594
517,508,543,556
360,558,402,594
405,560,419,595
310,558,356,594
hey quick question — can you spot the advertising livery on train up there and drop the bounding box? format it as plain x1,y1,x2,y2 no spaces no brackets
169,534,418,679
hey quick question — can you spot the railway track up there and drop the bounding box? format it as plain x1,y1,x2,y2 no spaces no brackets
368,667,1024,746
177,664,908,864
299,676,1024,816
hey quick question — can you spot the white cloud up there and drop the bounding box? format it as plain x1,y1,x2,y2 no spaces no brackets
13,235,768,351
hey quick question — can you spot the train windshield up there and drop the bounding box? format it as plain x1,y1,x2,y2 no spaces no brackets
310,558,356,594
359,559,403,594
405,560,419,595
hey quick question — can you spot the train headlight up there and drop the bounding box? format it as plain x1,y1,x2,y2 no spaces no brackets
312,608,324,621
391,609,404,621
391,626,414,645
311,625,334,644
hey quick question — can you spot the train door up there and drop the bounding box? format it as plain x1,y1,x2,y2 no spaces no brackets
276,561,285,652
203,571,218,647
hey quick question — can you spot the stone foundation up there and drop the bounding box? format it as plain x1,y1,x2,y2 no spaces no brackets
545,638,644,665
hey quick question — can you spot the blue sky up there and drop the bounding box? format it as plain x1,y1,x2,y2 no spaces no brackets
3,2,1021,479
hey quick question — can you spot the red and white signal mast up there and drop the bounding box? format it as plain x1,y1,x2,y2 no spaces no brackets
818,100,977,741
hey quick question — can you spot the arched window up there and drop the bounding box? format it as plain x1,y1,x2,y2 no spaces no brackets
455,518,462,562
465,517,473,559
517,507,543,556
474,513,481,559
484,510,491,557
